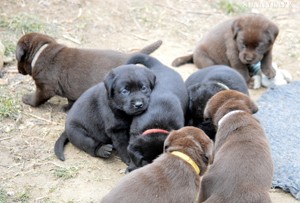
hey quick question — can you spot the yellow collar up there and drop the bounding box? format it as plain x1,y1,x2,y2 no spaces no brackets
171,151,200,174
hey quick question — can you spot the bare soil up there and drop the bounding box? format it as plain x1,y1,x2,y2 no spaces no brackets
0,0,300,202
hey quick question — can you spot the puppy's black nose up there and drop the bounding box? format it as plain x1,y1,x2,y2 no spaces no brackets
133,101,143,109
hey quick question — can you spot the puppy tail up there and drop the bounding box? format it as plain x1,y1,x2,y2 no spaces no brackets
126,53,161,69
139,40,162,55
171,54,193,67
54,131,69,161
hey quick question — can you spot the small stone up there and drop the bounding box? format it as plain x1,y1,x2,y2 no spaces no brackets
0,78,9,85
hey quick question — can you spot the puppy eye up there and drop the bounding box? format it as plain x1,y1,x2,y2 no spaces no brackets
164,145,169,152
141,85,148,92
203,117,211,122
121,88,130,95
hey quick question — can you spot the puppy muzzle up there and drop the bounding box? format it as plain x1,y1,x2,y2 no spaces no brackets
126,100,148,115
132,100,144,109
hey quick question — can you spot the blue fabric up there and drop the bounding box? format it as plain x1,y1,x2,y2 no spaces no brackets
249,61,261,75
255,80,300,200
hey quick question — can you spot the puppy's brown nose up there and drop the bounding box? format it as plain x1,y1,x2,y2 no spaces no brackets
133,101,143,109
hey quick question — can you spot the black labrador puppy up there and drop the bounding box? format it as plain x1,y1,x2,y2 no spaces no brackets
125,54,188,172
54,64,156,164
185,65,249,140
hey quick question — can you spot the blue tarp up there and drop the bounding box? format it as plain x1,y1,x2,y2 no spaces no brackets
255,81,300,200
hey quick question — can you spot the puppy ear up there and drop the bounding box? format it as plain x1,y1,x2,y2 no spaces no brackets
248,100,259,114
16,44,25,62
203,98,213,121
231,19,241,40
16,44,29,75
265,23,279,44
104,71,116,98
146,70,156,90
205,141,214,164
240,96,259,114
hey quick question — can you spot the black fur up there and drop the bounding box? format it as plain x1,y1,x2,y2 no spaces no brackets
54,64,156,164
125,54,188,172
185,65,249,140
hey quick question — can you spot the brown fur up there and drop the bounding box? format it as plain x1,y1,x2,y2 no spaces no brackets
172,14,279,87
200,90,274,203
101,126,213,203
16,32,162,111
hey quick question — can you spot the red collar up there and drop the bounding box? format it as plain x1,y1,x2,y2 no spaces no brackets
142,128,169,135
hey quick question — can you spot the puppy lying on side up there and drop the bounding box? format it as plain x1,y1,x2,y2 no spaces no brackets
125,54,188,172
16,32,162,110
172,13,279,87
101,126,213,203
200,90,274,203
54,64,156,164
185,65,248,140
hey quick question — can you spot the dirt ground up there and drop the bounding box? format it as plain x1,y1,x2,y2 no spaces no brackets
0,0,300,202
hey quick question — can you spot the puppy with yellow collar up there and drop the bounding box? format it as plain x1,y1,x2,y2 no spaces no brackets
101,126,213,203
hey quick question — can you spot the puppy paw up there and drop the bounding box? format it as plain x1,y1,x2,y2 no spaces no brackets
247,77,256,89
96,144,113,158
125,163,138,173
22,94,36,106
261,66,276,79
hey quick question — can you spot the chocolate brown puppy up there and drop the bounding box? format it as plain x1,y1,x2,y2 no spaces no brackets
185,65,249,140
172,14,279,86
16,32,162,110
200,90,273,203
101,126,213,203
54,64,156,164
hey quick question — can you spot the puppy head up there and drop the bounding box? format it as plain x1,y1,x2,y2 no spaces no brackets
104,65,156,115
164,126,214,175
188,82,229,121
16,32,56,75
204,90,258,127
232,14,279,65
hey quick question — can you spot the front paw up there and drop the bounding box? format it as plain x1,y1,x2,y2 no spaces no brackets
247,77,255,89
121,155,130,166
261,65,276,79
126,162,138,173
22,94,36,106
96,144,113,158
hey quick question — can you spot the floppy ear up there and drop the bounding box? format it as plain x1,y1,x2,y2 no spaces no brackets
15,44,30,75
265,23,279,44
203,98,213,121
16,44,25,62
248,100,259,114
231,19,241,40
205,141,214,164
145,69,156,90
104,71,116,98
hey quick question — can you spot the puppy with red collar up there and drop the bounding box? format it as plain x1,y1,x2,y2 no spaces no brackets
200,90,274,203
125,54,188,172
101,126,213,203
